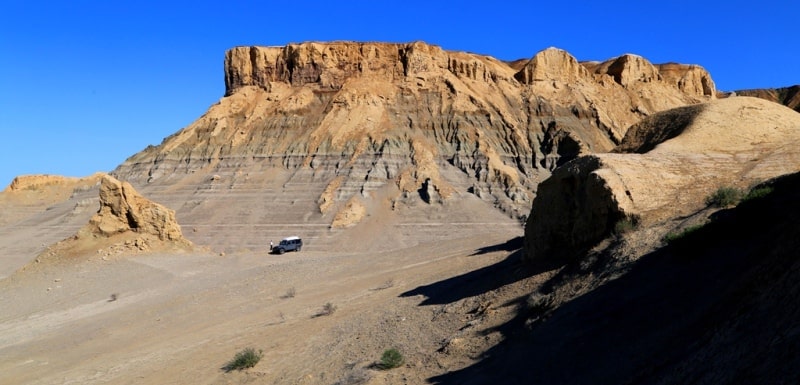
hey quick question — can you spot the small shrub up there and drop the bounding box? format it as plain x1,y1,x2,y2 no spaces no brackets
743,186,774,202
318,302,337,316
705,187,743,207
526,292,553,312
613,217,638,235
335,368,373,385
281,287,296,299
663,224,705,244
379,348,404,370
224,347,263,372
374,279,395,290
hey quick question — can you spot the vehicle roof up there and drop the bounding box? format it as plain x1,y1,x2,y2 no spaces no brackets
282,236,301,241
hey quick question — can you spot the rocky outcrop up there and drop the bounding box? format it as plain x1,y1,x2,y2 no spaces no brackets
514,47,591,84
656,63,716,97
30,174,191,262
524,96,800,261
609,55,661,86
115,41,715,230
83,174,188,242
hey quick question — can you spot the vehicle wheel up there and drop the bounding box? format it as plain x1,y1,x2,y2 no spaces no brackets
296,246,301,252
278,248,285,254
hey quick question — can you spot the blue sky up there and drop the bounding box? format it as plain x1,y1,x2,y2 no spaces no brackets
1,0,797,187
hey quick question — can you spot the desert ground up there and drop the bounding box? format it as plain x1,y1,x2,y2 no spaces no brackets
0,221,532,384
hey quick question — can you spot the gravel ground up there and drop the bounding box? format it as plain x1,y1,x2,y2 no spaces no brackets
0,230,538,385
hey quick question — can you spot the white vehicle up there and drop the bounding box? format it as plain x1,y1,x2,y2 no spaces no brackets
272,236,302,254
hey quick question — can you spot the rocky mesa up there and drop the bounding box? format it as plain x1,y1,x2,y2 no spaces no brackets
112,42,715,246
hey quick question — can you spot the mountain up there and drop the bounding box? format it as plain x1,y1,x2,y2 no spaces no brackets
109,41,714,252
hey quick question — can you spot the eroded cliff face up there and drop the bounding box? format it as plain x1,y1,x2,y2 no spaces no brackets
114,41,715,225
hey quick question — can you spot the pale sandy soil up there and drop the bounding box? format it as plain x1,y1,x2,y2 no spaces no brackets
0,229,532,385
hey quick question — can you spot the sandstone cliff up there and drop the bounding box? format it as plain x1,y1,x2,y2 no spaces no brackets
524,96,800,261
113,41,714,232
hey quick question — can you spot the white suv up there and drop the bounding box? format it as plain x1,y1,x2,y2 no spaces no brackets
273,236,302,254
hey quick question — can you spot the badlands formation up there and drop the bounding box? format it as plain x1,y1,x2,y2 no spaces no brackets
110,41,714,253
2,41,800,384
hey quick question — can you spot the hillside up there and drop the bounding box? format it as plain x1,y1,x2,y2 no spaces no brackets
724,84,800,113
436,170,800,385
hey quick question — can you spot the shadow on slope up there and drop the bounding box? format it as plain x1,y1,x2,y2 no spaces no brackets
470,236,524,256
400,237,558,306
613,103,704,154
431,172,800,385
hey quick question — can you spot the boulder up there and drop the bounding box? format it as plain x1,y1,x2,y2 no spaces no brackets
85,174,187,242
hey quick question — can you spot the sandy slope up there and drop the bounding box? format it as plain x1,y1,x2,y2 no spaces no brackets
0,229,528,384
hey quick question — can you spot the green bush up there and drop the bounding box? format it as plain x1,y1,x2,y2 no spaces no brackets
613,217,638,235
705,187,743,207
379,348,404,370
224,347,263,372
663,224,705,244
743,186,774,202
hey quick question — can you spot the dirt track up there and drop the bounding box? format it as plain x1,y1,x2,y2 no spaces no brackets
0,230,526,384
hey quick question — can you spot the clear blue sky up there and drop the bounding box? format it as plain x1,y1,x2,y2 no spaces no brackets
1,0,797,187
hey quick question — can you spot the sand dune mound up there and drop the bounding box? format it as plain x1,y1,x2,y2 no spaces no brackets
525,96,800,261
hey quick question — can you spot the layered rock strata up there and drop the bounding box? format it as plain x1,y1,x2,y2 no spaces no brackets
114,41,714,226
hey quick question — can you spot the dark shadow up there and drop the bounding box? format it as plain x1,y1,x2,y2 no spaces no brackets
613,103,705,154
430,172,800,385
470,236,523,256
418,178,431,203
400,249,561,306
